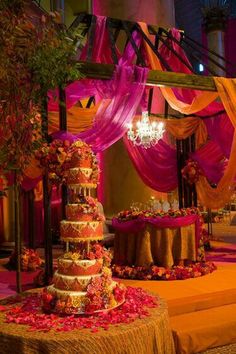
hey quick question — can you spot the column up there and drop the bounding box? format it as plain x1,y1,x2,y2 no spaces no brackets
202,2,230,76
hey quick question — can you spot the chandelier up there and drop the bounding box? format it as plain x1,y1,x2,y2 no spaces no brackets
127,111,165,148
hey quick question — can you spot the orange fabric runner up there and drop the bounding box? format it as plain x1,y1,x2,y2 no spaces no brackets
139,23,218,114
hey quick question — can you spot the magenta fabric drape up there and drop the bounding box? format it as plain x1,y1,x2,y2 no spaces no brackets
190,140,226,185
124,136,178,192
76,65,148,152
204,114,234,159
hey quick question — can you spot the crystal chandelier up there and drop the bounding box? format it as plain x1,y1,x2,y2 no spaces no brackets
127,111,165,148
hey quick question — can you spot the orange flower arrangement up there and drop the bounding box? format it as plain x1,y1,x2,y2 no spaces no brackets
181,159,203,185
8,247,43,271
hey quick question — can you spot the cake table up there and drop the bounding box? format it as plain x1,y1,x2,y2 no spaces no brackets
0,293,175,354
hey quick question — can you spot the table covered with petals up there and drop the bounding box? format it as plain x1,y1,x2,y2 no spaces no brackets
113,214,202,268
0,291,175,354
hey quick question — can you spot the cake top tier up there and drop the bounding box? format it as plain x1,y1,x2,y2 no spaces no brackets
66,140,99,186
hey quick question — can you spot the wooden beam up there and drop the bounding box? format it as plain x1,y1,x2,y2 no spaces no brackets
78,61,217,91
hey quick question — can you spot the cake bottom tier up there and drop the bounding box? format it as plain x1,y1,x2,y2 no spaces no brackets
43,280,126,315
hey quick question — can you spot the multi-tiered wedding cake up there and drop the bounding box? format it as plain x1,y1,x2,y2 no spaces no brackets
42,140,126,314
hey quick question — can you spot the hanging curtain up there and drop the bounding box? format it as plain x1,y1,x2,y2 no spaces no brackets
124,136,178,192
195,77,236,208
190,141,226,185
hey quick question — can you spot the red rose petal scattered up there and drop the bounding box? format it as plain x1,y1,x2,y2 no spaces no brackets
1,287,158,333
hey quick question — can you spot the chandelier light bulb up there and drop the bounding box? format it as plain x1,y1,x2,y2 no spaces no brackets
127,111,165,148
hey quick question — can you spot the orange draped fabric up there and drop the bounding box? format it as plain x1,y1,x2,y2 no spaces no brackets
139,23,218,114
195,78,236,208
156,117,207,148
48,104,97,134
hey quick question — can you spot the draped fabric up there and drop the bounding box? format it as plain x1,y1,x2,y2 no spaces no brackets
123,115,209,193
76,65,148,153
190,141,226,185
124,137,178,192
195,78,236,208
139,23,218,114
48,104,97,134
204,113,234,159
138,23,236,208
20,18,236,210
161,117,207,148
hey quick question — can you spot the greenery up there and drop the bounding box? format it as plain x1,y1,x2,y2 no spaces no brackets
0,0,83,179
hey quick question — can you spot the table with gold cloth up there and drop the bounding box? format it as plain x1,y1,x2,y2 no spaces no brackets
113,214,201,268
0,294,175,354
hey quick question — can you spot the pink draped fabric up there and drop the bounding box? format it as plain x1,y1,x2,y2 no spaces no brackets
48,81,97,112
190,140,226,184
112,214,201,253
76,65,148,152
124,136,178,192
204,114,234,159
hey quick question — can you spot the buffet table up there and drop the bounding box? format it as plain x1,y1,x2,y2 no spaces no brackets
113,214,201,268
0,293,175,354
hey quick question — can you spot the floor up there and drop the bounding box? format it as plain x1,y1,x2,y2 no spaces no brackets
0,223,235,353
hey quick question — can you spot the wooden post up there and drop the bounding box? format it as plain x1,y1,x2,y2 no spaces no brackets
14,171,22,293
28,190,35,249
59,86,67,220
41,97,53,284
43,172,53,283
176,139,183,209
190,134,198,207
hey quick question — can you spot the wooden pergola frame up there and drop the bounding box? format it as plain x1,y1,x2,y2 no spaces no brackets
78,61,217,91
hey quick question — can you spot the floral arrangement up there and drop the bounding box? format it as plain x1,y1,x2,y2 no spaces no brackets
68,140,99,184
112,262,217,281
2,286,157,332
8,247,43,271
35,139,99,187
181,159,203,185
84,268,126,313
117,206,201,222
41,268,126,315
35,139,72,187
69,194,105,221
64,244,112,267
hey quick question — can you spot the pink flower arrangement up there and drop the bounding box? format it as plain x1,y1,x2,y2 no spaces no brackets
181,159,203,185
8,247,43,271
86,244,112,266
